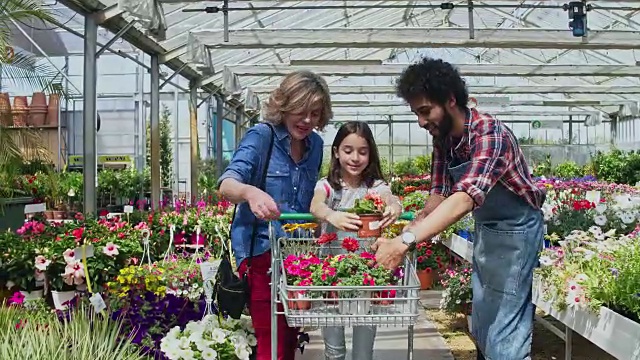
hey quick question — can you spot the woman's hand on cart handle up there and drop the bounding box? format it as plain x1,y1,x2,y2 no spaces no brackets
247,188,280,220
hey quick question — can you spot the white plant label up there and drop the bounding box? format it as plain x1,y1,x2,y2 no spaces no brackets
585,190,601,205
89,293,106,313
24,203,46,214
124,205,134,214
200,260,221,282
369,221,380,230
74,245,95,260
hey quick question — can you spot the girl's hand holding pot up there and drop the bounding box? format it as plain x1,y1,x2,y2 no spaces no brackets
327,211,362,231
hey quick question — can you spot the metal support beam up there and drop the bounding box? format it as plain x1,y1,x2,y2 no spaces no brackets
215,95,225,179
192,28,640,50
331,99,637,108
93,4,125,24
83,15,98,215
189,82,199,200
251,85,640,95
150,54,161,210
96,21,136,58
225,63,640,77
160,63,188,90
235,105,244,147
334,109,600,117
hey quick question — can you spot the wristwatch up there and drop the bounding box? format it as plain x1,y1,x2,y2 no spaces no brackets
400,231,417,252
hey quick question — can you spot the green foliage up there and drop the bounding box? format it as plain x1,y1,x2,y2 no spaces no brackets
146,104,174,188
199,158,229,196
553,161,584,179
591,149,640,185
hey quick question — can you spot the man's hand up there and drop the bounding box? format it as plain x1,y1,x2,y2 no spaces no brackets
371,237,409,271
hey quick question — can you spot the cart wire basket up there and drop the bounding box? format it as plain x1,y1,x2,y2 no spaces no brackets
268,212,419,360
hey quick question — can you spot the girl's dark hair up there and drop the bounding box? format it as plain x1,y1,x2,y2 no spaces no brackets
327,121,385,191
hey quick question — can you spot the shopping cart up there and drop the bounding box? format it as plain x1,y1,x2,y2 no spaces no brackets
268,212,420,360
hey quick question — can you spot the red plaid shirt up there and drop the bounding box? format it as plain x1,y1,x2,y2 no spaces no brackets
430,108,545,209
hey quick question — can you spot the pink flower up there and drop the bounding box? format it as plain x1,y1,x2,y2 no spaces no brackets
102,242,119,257
63,249,76,264
8,291,25,306
62,262,85,285
34,255,51,271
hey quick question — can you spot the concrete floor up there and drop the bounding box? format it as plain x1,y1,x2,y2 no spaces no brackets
297,291,454,360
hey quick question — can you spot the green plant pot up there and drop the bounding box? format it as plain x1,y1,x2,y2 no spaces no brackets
0,197,34,231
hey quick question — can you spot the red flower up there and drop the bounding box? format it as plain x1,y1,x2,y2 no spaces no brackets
71,227,84,240
317,232,337,245
341,237,359,252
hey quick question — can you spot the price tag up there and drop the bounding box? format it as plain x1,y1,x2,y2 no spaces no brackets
74,244,95,261
124,205,134,214
89,293,106,313
200,260,221,281
544,224,548,234
24,203,46,214
585,190,601,205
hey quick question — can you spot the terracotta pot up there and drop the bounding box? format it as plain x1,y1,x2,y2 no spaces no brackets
46,94,59,126
324,291,339,305
44,210,54,220
12,96,28,126
372,290,396,305
190,233,206,246
417,268,435,290
357,214,383,238
0,93,12,126
28,92,47,126
287,291,311,310
53,210,66,220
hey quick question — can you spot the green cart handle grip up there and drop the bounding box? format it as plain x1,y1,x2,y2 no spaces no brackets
279,211,416,221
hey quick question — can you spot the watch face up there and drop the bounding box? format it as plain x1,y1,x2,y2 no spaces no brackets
402,232,416,244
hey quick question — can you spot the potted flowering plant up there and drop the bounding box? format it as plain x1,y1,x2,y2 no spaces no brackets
347,191,386,237
160,315,256,360
415,242,448,290
283,253,321,310
439,266,473,329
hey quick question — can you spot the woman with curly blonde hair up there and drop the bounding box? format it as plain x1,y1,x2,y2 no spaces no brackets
218,70,332,360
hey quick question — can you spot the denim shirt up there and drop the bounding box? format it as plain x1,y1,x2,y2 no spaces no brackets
217,123,324,267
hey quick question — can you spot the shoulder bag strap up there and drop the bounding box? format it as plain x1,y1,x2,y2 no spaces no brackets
246,123,276,269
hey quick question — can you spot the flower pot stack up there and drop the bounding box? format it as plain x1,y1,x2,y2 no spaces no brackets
46,94,59,126
12,96,28,126
0,93,11,126
28,92,47,126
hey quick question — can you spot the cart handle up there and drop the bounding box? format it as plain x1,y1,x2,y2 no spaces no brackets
278,212,416,221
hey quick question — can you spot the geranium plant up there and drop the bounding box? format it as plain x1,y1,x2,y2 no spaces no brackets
348,191,385,215
415,242,447,272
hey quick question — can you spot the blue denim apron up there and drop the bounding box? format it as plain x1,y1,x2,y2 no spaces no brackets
448,151,544,359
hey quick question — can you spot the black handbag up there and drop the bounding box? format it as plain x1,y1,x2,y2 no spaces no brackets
215,123,276,319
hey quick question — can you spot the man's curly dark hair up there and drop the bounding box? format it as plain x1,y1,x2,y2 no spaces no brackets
395,57,469,109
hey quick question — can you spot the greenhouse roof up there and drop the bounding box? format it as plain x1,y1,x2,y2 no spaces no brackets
47,0,640,118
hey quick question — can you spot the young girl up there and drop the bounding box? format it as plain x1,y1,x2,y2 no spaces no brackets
310,121,403,360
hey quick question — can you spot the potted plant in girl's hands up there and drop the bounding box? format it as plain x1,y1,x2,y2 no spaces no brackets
347,191,386,238
415,242,447,290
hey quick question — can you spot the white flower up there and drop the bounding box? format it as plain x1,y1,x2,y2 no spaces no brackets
34,255,51,271
235,346,251,360
201,348,218,360
593,215,607,226
246,334,257,347
102,242,119,257
210,328,227,344
63,249,76,264
539,255,553,267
